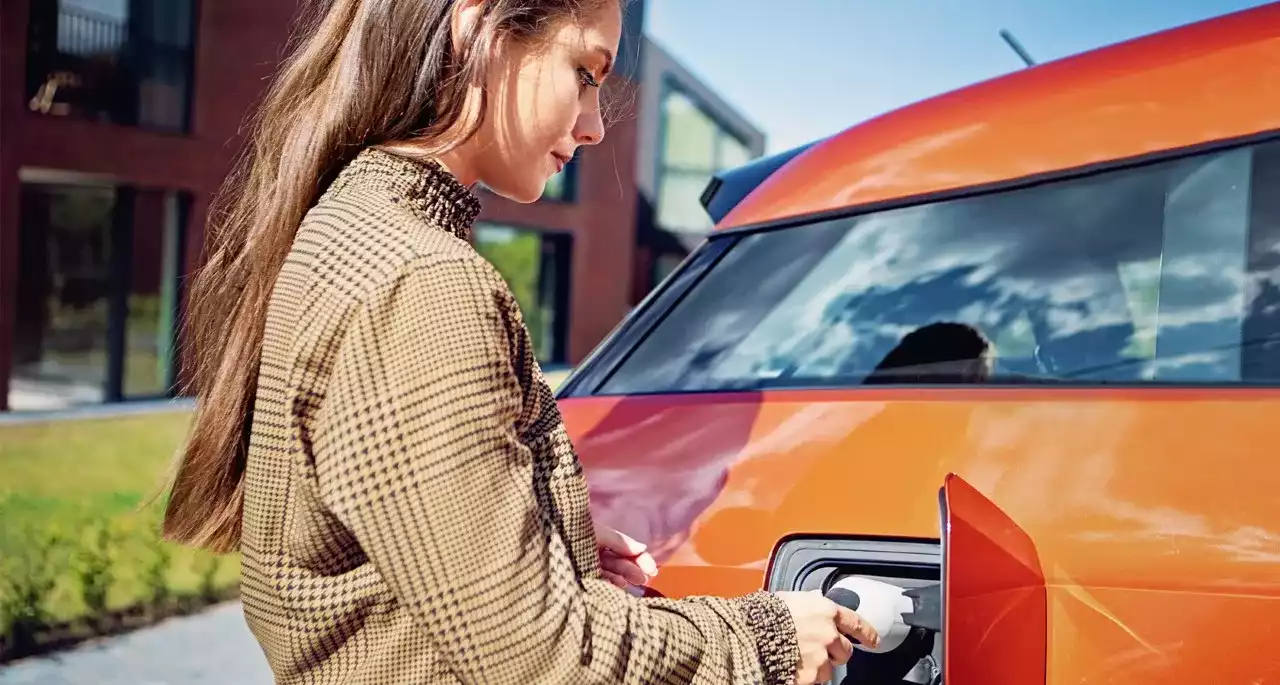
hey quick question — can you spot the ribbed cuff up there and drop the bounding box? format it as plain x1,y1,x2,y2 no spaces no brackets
735,591,799,685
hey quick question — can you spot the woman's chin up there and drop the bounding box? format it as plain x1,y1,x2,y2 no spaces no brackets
486,178,549,205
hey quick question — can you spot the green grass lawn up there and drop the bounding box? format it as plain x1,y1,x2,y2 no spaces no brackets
1,370,573,629
0,411,238,625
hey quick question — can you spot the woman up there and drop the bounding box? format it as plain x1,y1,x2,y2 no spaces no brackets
160,0,877,683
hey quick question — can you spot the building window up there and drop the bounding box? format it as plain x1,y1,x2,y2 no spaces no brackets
9,182,189,411
472,223,573,365
601,137,1280,394
654,85,757,235
26,0,197,132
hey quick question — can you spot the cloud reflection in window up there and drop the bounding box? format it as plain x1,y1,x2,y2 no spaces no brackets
601,138,1280,394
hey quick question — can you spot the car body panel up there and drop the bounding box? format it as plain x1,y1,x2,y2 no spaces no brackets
564,388,1280,595
562,389,1280,680
941,474,1047,685
719,2,1280,229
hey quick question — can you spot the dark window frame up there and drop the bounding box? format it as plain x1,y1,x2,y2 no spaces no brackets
563,128,1280,399
470,221,575,366
652,75,756,235
8,181,191,412
24,0,201,134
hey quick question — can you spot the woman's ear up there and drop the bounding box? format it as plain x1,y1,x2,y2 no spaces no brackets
449,0,487,57
444,0,493,146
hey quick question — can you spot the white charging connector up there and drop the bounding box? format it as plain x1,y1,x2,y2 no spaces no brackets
825,576,916,654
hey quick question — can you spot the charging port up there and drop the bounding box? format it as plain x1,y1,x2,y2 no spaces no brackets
825,573,941,685
766,538,943,685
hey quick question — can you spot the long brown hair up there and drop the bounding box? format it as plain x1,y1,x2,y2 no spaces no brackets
162,0,615,553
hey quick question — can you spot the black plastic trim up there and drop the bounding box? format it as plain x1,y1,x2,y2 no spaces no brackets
766,537,942,594
578,379,1280,400
937,484,949,658
556,237,737,398
903,584,943,633
699,141,819,224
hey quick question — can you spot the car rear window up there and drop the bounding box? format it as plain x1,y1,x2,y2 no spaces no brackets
599,137,1280,394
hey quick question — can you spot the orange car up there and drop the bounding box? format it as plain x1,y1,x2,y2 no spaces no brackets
558,4,1280,684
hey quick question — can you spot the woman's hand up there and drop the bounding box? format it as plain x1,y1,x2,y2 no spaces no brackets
776,590,880,685
593,520,660,589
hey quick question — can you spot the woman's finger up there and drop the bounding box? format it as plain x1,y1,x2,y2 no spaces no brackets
827,632,854,666
602,548,658,577
601,554,649,585
834,606,880,649
601,570,629,588
815,660,833,685
631,550,659,577
594,523,648,558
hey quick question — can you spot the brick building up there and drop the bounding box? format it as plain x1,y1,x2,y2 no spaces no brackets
0,0,763,412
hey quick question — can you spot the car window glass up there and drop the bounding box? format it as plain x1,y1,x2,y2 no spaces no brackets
600,138,1280,394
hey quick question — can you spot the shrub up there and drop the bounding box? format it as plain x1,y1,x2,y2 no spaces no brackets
74,520,117,617
193,552,222,603
139,518,172,609
0,525,66,654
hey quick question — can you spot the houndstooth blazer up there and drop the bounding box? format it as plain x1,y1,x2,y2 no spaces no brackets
238,148,800,684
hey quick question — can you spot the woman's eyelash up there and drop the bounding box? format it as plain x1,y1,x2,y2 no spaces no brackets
577,67,600,89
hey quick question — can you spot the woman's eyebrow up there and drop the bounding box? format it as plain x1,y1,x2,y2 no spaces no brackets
590,45,614,78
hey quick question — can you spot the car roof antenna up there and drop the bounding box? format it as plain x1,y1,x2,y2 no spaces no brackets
1000,29,1037,68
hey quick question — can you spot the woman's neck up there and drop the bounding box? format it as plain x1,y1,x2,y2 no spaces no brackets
434,148,477,187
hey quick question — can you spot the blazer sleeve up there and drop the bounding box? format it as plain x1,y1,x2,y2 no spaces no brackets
312,255,800,685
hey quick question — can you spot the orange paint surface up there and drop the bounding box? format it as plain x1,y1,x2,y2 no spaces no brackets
943,475,1047,685
562,388,1280,679
721,2,1280,229
566,388,1280,593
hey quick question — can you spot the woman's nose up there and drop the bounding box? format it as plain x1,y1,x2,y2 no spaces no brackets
574,107,605,146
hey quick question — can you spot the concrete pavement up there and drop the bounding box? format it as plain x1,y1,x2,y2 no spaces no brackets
0,602,271,685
